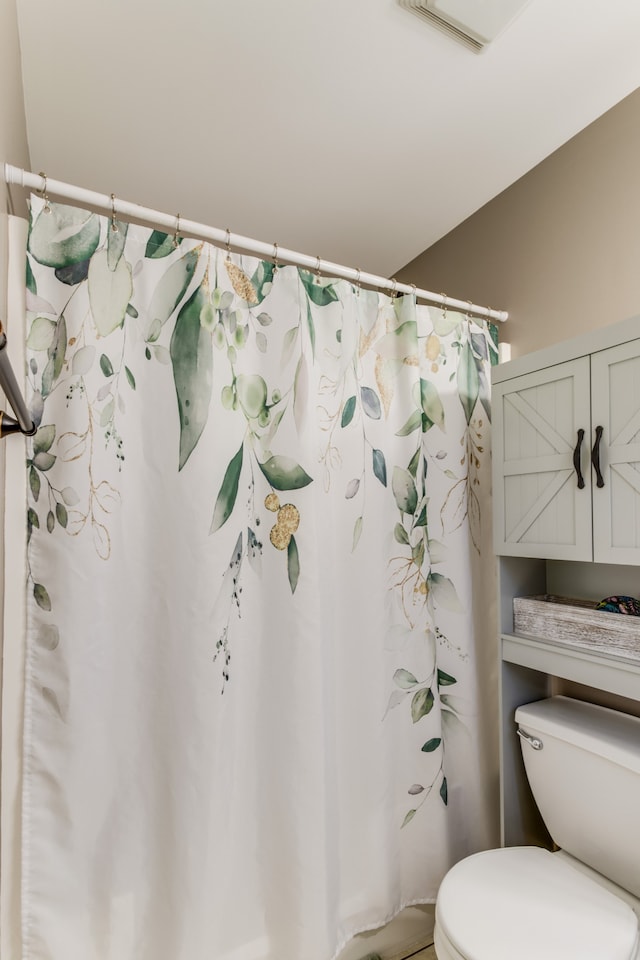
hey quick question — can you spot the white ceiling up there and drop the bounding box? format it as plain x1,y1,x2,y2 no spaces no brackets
15,0,640,279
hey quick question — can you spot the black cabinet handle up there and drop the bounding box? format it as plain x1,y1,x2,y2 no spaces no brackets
591,425,605,488
573,429,585,489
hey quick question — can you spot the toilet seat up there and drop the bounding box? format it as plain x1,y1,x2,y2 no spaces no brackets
435,846,640,960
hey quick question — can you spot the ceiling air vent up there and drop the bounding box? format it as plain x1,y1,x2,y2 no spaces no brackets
399,0,532,52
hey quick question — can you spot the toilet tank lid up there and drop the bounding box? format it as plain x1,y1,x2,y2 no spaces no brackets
515,696,640,775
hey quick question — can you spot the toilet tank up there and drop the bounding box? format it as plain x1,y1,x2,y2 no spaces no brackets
515,696,640,899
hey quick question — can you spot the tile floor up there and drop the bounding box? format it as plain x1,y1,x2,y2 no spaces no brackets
407,947,436,959
341,905,435,960
360,945,437,960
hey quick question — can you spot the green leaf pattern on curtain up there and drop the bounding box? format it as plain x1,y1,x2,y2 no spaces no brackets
25,196,496,828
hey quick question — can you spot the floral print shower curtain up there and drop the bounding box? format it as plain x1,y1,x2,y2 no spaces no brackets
18,195,498,960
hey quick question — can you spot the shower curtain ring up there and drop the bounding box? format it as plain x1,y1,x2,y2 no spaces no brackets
441,293,447,318
411,283,417,301
315,255,322,279
110,194,119,232
173,213,181,247
38,172,51,213
355,267,361,296
225,228,231,261
273,242,279,272
467,300,473,320
390,278,398,299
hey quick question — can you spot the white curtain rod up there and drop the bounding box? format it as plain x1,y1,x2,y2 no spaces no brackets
4,164,508,323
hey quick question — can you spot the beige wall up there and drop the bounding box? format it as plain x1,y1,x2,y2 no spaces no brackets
1,0,30,311
0,0,29,164
0,0,29,690
1,11,29,944
398,86,640,359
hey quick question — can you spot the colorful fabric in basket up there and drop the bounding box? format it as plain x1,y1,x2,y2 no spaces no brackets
596,596,640,615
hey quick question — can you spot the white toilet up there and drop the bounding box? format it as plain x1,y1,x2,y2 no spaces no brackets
434,696,640,960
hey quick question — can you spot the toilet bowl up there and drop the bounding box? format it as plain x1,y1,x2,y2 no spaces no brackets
433,697,640,960
435,847,640,960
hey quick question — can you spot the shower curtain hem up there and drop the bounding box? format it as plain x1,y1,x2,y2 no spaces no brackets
329,897,437,960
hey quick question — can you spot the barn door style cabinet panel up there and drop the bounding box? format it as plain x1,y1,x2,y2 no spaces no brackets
591,340,640,564
492,315,640,848
493,328,640,564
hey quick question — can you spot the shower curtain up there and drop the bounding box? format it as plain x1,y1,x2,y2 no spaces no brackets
10,196,498,960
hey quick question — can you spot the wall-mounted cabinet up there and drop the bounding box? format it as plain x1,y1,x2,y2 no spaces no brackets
493,335,640,564
492,315,640,848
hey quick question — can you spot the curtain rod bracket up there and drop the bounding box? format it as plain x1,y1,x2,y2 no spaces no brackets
0,411,36,438
0,323,36,438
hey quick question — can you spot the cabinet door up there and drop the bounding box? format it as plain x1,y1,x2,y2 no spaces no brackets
591,339,640,564
493,358,592,560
